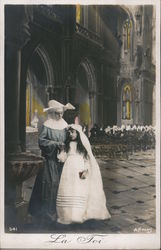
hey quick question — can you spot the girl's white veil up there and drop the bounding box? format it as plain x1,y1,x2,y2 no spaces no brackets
68,124,111,220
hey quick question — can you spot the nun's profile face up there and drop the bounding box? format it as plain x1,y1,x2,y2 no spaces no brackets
54,108,64,120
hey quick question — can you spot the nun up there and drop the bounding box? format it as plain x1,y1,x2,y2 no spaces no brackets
28,100,75,223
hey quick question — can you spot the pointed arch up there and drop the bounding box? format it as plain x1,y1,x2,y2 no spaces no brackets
120,6,135,61
26,44,55,126
75,57,97,126
80,57,96,92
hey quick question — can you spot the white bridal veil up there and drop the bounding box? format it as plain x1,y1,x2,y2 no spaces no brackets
69,124,111,220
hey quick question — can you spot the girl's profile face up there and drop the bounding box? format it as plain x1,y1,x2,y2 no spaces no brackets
68,128,78,141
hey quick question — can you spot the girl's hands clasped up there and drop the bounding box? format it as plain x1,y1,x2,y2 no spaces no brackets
79,169,88,179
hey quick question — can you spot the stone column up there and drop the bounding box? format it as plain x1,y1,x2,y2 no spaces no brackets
5,46,21,153
61,5,76,103
5,5,33,153
4,6,43,230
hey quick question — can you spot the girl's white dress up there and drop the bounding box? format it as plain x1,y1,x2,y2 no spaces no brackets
56,140,111,224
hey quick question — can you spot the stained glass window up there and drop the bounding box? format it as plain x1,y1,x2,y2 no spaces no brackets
76,5,81,23
122,85,132,120
123,19,132,51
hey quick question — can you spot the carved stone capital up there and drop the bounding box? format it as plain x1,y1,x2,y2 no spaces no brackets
5,6,33,49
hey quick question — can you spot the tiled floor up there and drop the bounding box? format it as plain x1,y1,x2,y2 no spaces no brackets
21,149,156,234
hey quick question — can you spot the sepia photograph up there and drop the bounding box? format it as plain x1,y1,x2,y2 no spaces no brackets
0,0,160,249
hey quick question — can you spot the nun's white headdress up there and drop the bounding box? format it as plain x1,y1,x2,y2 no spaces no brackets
43,100,75,112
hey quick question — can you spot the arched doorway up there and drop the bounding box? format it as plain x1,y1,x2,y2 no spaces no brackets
75,58,97,128
25,44,55,153
26,44,54,130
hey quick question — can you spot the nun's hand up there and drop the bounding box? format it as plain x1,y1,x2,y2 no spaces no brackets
57,150,67,163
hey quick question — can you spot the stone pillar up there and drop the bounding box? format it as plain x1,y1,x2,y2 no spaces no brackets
4,6,46,230
5,5,33,153
61,5,76,103
99,64,104,125
5,46,21,153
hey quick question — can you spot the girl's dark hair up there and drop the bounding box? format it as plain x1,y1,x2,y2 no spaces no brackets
65,128,88,159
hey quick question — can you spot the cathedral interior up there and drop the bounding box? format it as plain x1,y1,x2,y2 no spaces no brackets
4,5,156,231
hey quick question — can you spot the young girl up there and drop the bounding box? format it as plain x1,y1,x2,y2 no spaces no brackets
56,124,111,224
